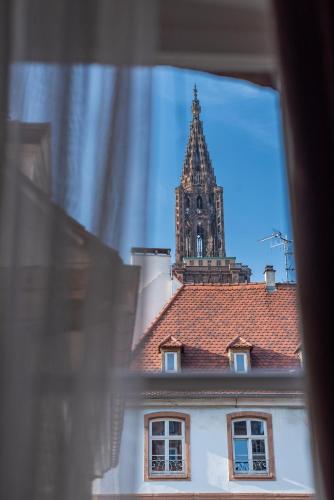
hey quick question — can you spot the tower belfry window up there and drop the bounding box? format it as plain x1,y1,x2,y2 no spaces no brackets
196,225,204,258
197,196,203,210
185,229,191,257
196,235,203,258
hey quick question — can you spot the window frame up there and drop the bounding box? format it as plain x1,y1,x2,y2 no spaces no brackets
233,352,248,373
164,351,177,373
228,348,252,372
144,412,191,481
227,412,276,480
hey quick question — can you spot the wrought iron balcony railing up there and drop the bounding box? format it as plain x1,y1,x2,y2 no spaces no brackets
150,456,184,474
234,458,269,474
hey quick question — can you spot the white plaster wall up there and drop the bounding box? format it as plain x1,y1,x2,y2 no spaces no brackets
93,406,314,496
131,254,171,292
131,253,181,345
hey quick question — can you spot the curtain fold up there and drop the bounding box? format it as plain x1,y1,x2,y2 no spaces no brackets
0,3,153,500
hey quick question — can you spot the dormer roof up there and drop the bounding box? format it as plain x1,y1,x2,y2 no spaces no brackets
226,336,253,352
159,335,184,351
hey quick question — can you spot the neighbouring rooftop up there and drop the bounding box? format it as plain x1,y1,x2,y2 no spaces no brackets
131,282,300,372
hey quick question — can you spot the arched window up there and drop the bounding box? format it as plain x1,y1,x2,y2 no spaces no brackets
185,229,191,257
227,412,275,480
196,225,204,257
196,196,203,209
144,412,190,480
210,221,216,255
185,197,190,211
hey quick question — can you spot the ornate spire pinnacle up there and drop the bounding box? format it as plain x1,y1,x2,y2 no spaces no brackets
182,85,214,188
192,84,201,117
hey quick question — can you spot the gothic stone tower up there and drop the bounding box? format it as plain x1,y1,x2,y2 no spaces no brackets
173,86,251,284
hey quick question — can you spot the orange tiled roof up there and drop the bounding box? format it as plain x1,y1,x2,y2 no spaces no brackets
132,283,300,372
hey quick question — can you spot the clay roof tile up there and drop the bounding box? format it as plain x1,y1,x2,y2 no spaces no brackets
131,282,301,372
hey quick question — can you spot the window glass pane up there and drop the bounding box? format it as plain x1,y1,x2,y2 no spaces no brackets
169,420,182,436
252,439,265,454
235,353,246,372
251,420,264,435
233,420,247,435
233,438,249,472
166,352,176,371
169,440,183,471
151,440,165,472
152,421,165,436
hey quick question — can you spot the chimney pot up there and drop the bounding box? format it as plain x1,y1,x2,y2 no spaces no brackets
264,265,276,292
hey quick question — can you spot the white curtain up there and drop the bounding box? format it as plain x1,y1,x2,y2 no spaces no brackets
0,2,154,499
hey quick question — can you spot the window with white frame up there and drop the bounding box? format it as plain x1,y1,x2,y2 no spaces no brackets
233,352,248,373
232,418,268,475
149,418,184,475
164,351,177,372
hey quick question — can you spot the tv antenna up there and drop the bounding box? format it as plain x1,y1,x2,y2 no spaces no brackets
259,229,295,282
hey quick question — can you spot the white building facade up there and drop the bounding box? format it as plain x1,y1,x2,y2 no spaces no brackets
93,280,315,499
93,397,314,498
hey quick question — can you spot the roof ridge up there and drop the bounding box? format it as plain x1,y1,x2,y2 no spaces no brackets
182,282,296,289
183,283,265,289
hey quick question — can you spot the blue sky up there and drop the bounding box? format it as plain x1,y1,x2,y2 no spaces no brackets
9,64,293,282
147,67,293,282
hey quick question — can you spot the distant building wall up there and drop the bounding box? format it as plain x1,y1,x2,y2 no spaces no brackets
131,248,182,345
93,405,314,497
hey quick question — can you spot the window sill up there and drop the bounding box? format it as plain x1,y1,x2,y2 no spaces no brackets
146,473,190,481
230,473,275,481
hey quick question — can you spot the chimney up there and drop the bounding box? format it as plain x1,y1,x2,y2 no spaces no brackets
264,265,276,292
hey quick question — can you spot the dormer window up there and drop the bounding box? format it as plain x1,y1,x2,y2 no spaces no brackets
298,351,303,366
165,352,177,372
294,344,303,367
234,352,248,373
226,336,253,372
159,335,183,373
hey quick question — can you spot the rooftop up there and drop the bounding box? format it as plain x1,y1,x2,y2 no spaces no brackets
132,282,300,372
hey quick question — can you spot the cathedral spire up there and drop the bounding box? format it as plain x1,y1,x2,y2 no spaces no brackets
175,88,226,265
174,88,252,284
182,85,215,190
192,84,201,117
